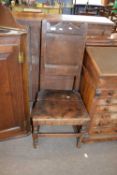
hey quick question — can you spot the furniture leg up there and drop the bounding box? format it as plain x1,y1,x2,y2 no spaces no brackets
32,125,39,148
77,123,87,148
73,125,82,147
77,134,83,148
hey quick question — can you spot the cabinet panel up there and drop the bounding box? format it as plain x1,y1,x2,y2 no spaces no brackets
80,66,96,113
0,45,26,136
0,59,16,130
0,5,29,140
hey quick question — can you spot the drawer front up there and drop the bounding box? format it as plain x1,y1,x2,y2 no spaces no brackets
99,77,117,90
89,126,117,135
95,89,117,105
97,98,117,105
95,105,117,113
92,113,117,128
95,89,117,99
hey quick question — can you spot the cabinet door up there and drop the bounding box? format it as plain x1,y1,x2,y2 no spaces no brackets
40,20,87,90
0,45,26,139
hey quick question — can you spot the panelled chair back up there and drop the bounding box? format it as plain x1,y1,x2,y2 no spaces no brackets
40,19,87,91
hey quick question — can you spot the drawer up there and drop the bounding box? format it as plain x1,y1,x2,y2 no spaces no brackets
89,126,117,135
97,98,117,105
95,89,117,99
99,77,117,90
96,105,117,113
92,113,117,127
95,89,117,105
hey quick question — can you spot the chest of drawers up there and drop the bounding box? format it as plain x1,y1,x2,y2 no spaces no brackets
80,46,117,142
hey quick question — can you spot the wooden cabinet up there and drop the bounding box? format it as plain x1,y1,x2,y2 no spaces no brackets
0,34,29,140
80,46,117,142
0,4,29,140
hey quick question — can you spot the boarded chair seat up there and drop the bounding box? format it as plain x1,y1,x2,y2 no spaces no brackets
32,90,90,148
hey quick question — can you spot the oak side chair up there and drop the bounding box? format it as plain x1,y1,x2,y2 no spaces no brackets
31,18,90,148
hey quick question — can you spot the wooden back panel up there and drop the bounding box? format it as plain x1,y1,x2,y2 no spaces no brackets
40,19,87,91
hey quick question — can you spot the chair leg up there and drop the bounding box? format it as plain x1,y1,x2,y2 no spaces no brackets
32,125,40,149
77,123,87,148
73,125,82,148
76,137,79,148
32,133,38,149
77,135,83,148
